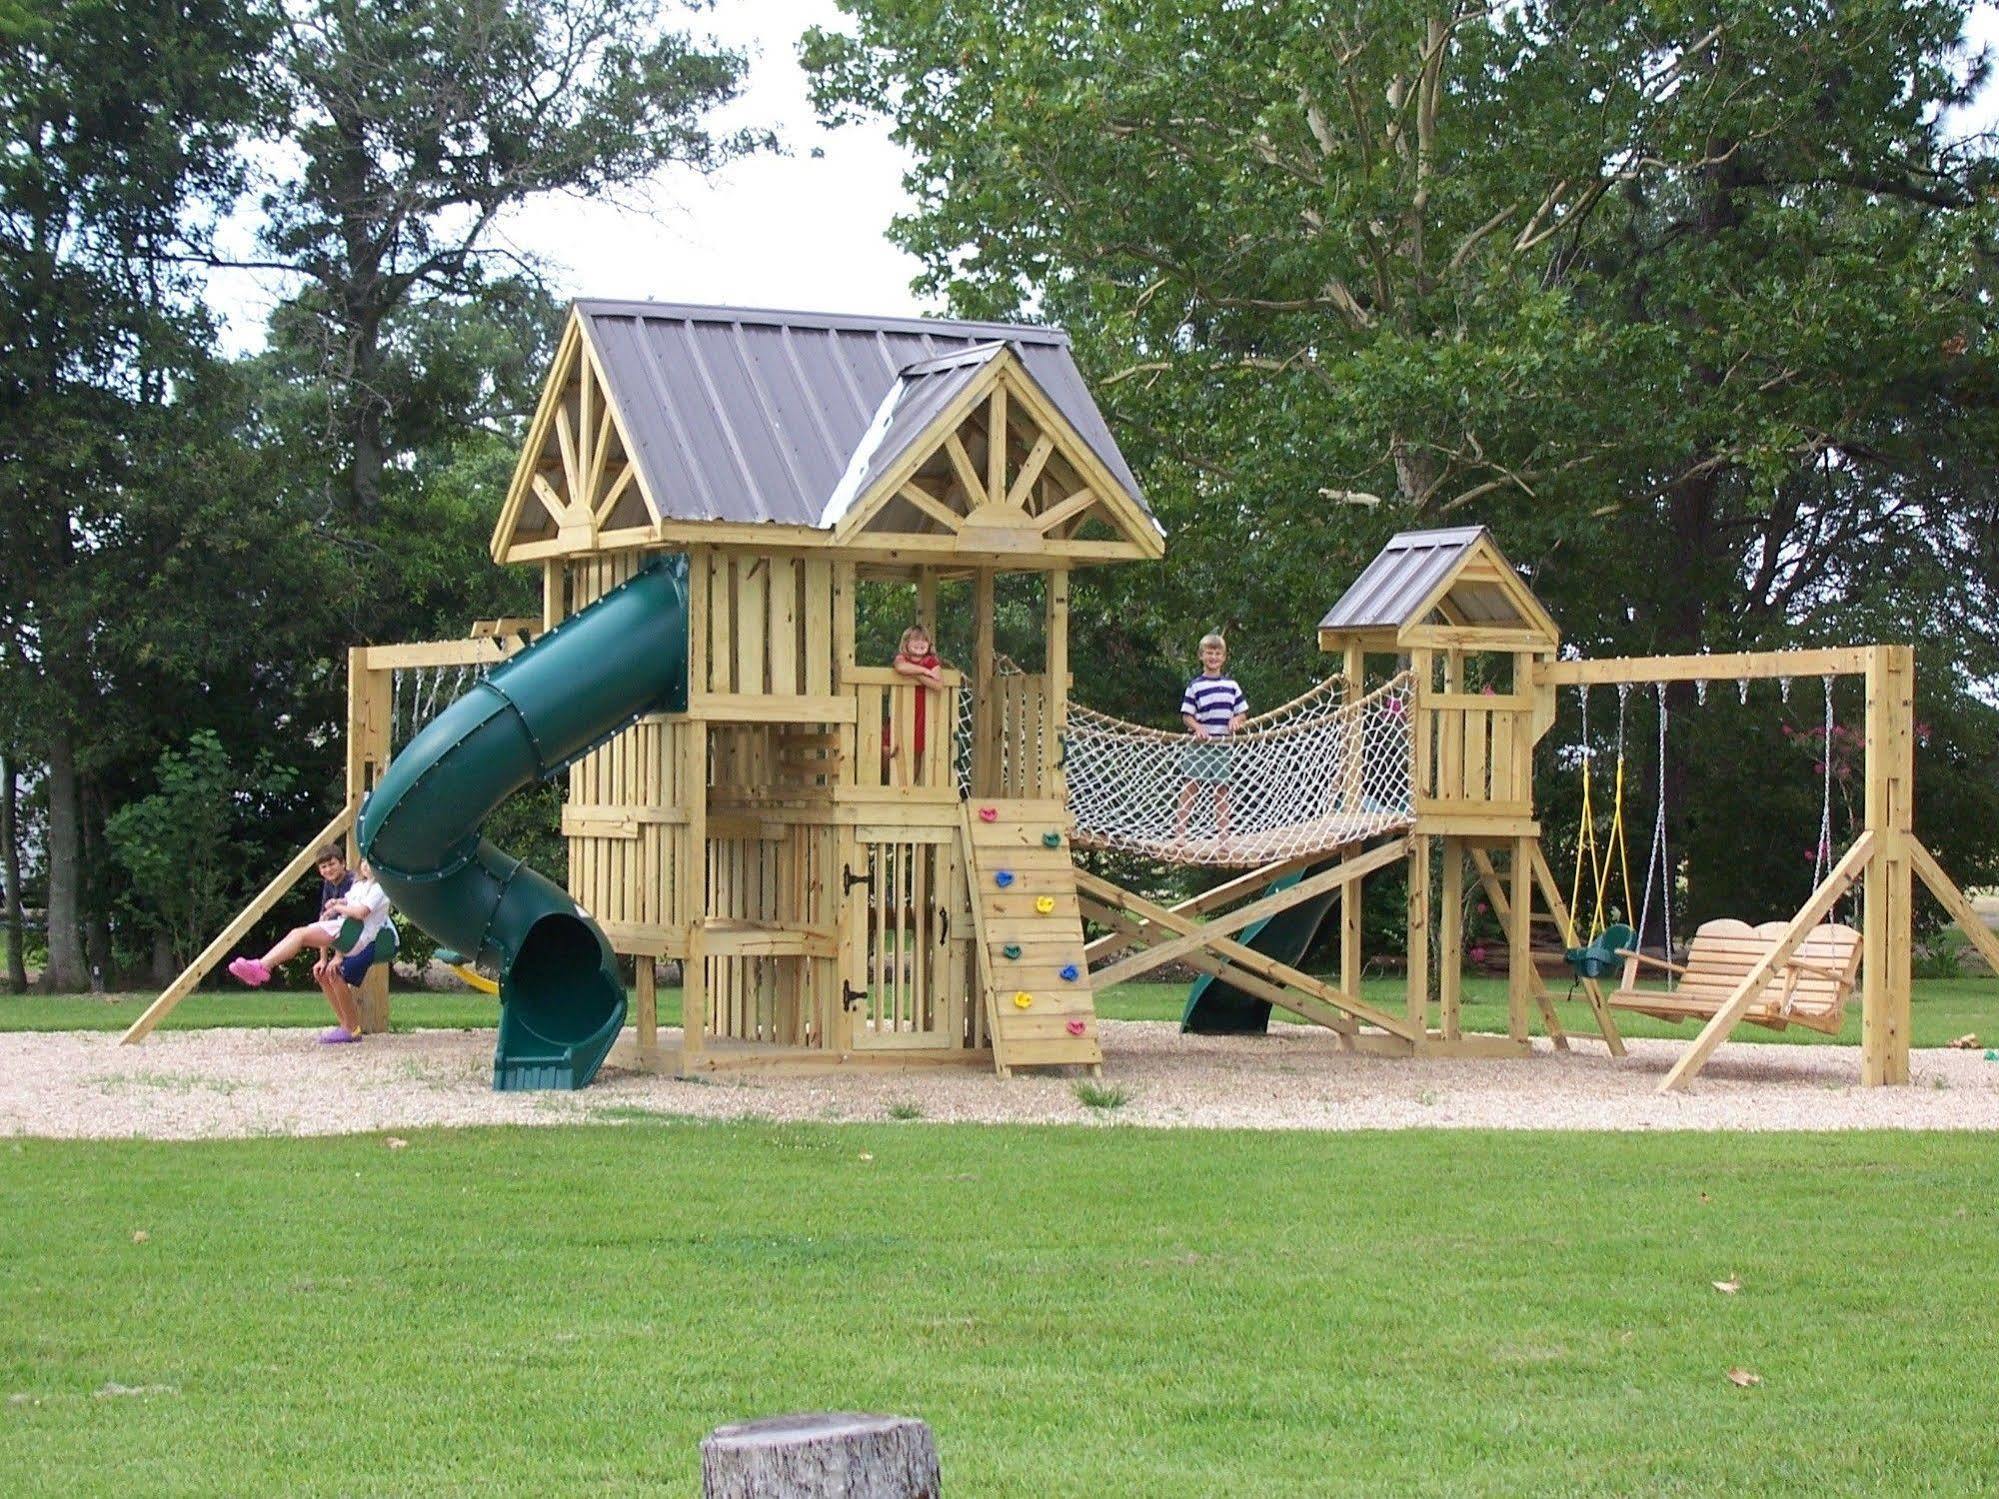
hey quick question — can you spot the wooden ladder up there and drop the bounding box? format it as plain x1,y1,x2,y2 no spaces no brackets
958,797,1102,1077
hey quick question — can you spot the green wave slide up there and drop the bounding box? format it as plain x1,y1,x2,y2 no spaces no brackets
1180,863,1341,1035
359,558,689,1091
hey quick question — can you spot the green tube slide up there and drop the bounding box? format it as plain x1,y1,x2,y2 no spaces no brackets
359,558,688,1091
1180,862,1342,1035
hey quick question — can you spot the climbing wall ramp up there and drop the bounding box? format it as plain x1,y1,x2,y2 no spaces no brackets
958,799,1102,1076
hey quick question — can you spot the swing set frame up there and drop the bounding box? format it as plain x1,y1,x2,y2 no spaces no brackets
1540,645,1999,1090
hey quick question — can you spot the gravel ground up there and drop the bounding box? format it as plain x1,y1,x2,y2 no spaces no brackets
5,1021,1999,1139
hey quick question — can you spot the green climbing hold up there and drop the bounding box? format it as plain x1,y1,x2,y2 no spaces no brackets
1002,944,1022,960
1042,831,1062,848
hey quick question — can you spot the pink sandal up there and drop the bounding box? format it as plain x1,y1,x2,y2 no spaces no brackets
227,956,271,987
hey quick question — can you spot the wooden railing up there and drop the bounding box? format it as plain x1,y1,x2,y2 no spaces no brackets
1416,691,1533,815
846,667,962,793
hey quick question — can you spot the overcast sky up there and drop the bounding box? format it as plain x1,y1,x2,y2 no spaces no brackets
210,0,1999,352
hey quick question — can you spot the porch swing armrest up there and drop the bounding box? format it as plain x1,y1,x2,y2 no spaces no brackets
1614,949,1688,976
1777,956,1850,985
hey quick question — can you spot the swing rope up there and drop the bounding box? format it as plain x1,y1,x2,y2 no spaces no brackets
1568,685,1637,945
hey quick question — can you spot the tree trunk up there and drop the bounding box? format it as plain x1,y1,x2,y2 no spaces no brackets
151,930,176,985
41,734,88,990
701,1413,940,1498
1,753,27,991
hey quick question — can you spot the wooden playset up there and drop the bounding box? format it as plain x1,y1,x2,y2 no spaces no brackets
125,301,1998,1094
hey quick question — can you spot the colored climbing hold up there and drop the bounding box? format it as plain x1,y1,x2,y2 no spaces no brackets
995,870,1015,888
1059,964,1080,983
1042,831,1062,848
1002,943,1022,960
1066,1019,1087,1037
1013,991,1034,1010
978,806,999,823
1034,895,1056,915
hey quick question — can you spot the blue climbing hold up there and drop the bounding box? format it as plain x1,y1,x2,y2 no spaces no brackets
1059,964,1080,983
995,870,1014,888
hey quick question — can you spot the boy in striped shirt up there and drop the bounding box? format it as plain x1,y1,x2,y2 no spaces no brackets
1176,633,1248,847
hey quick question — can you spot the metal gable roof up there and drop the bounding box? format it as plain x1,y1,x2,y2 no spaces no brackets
572,299,1152,530
817,343,1005,528
1318,525,1500,632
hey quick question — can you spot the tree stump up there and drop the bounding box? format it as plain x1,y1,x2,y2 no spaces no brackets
700,1412,940,1498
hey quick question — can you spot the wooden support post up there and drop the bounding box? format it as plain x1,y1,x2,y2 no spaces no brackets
916,568,938,637
971,568,996,795
681,919,707,1071
1466,845,1568,1051
1507,837,1532,1043
635,955,657,1061
347,649,393,1033
1044,567,1069,798
1439,836,1463,1041
1342,640,1365,999
1862,645,1915,1086
1406,835,1430,1032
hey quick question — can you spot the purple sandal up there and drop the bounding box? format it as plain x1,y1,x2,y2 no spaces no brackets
317,1026,361,1045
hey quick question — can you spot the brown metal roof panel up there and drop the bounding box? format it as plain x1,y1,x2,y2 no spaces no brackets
1318,527,1488,631
704,319,841,523
587,312,728,521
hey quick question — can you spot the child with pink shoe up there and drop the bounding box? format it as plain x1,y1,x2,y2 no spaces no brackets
228,847,393,1044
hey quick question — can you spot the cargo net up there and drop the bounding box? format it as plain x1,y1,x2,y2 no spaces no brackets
1063,671,1416,866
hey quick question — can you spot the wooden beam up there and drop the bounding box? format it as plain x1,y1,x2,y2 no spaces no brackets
1440,836,1463,1041
592,461,637,527
1530,840,1622,1051
1658,833,1878,1092
1076,868,1419,1040
1080,894,1357,1038
121,802,360,1044
1088,837,1411,990
1005,432,1056,511
897,480,963,533
945,432,987,508
1033,486,1098,534
1082,850,1323,964
1466,846,1570,1051
1909,838,1999,980
986,385,1007,505
1540,648,1878,687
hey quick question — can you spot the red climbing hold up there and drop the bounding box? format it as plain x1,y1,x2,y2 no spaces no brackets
978,806,999,823
1066,1019,1087,1036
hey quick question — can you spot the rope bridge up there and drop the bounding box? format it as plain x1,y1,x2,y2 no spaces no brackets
1061,672,1415,866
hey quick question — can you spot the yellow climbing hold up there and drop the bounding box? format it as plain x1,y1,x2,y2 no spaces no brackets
1035,895,1056,915
1013,991,1034,1009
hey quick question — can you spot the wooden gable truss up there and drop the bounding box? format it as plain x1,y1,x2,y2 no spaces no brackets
830,349,1164,564
491,315,658,564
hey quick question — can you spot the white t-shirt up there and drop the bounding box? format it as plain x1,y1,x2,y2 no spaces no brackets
343,879,395,950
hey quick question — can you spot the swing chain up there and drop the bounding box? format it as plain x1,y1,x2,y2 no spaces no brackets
1814,676,1836,909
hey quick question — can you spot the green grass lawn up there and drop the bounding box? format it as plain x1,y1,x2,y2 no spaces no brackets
3,1124,1995,1495
8,971,1994,1049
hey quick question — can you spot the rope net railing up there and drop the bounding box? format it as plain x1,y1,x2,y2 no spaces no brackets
1061,671,1416,866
